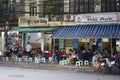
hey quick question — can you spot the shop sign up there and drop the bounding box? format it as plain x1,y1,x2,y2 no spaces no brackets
19,16,48,27
49,21,76,26
18,16,37,27
75,13,118,24
31,18,48,26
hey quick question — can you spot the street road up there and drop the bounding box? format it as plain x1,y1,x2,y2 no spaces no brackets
0,66,119,80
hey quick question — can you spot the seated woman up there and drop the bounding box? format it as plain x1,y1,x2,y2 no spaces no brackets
69,49,77,64
18,47,24,58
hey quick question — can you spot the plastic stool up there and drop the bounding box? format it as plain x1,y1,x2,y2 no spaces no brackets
2,57,6,61
5,57,9,61
14,56,18,61
35,58,40,64
24,57,29,62
59,60,64,65
63,60,69,65
41,57,46,63
18,58,22,62
28,57,33,62
84,60,89,65
2,57,9,61
49,57,53,62
76,60,83,67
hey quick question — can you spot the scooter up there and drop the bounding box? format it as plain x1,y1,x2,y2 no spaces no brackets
101,60,119,74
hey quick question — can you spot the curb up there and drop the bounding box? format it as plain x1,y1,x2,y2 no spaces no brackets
0,61,94,73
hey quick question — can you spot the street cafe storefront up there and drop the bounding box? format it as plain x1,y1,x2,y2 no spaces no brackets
12,16,56,51
51,13,120,53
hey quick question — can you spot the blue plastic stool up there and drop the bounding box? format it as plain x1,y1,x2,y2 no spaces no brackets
2,57,9,61
2,57,6,61
35,58,40,64
14,56,18,61
28,57,33,62
41,57,46,63
49,57,53,62
24,57,29,62
18,58,22,62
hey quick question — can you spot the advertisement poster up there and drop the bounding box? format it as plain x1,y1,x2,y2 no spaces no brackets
73,39,78,49
59,39,64,49
97,38,102,52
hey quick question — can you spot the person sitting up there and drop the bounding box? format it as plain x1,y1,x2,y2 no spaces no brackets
25,42,32,57
48,51,53,62
93,58,101,72
18,47,24,58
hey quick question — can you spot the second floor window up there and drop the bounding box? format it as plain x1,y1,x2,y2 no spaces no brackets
30,3,37,16
69,0,94,14
101,0,120,12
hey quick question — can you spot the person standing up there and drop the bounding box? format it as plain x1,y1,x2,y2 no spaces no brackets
25,42,32,57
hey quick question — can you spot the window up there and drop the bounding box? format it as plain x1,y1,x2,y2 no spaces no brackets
64,0,69,14
30,3,37,16
101,0,120,12
69,0,94,14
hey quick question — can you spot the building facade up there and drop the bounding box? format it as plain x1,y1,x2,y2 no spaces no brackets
1,0,120,52
14,0,120,52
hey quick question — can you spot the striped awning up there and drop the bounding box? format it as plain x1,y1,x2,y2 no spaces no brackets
51,24,120,39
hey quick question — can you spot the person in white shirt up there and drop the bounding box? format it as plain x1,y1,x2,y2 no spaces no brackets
116,45,120,53
25,42,32,57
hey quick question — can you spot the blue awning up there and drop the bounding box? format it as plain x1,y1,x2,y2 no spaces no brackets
51,24,120,39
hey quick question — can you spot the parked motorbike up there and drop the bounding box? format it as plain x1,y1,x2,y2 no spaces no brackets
101,58,120,74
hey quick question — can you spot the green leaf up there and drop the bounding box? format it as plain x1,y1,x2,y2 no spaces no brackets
45,5,55,15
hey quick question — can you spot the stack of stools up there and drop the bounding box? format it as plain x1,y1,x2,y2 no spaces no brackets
2,56,9,61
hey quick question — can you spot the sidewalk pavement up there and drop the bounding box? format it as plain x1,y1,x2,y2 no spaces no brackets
0,60,94,73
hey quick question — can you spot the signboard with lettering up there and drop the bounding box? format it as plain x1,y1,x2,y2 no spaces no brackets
75,13,118,24
18,16,48,27
31,18,48,26
18,16,37,27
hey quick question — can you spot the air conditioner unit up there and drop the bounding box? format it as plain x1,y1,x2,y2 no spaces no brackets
64,14,74,21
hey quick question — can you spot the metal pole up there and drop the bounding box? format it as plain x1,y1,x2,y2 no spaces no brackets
53,39,55,52
4,21,8,51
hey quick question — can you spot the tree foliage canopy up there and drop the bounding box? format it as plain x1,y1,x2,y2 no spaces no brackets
45,5,56,15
